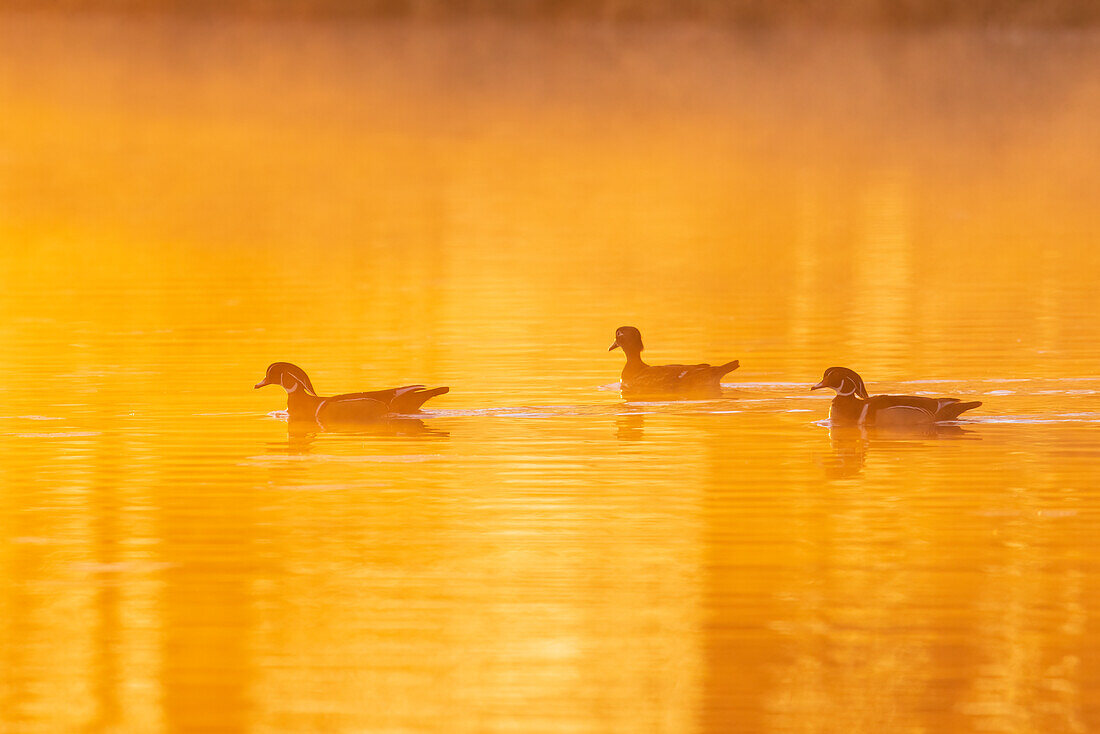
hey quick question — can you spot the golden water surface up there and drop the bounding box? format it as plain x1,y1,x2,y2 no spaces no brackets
2,13,1100,733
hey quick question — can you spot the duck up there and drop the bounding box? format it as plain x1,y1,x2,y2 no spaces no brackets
811,366,981,426
255,362,449,426
609,326,739,398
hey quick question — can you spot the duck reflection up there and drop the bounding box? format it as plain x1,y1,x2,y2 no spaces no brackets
615,412,646,440
821,425,869,478
820,423,977,478
276,417,449,454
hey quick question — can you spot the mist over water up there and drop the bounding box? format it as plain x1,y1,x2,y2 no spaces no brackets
1,12,1099,733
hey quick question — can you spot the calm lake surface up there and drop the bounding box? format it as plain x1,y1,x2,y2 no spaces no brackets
2,13,1100,733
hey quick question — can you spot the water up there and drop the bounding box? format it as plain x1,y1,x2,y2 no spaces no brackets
2,13,1100,733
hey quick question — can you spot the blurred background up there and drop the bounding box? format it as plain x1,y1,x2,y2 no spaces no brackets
4,0,1100,24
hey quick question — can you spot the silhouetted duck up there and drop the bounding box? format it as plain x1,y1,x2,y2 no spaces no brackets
255,362,449,426
811,367,981,426
609,326,739,398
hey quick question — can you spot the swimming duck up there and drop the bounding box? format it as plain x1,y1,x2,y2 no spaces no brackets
255,362,449,426
608,326,739,398
811,366,981,426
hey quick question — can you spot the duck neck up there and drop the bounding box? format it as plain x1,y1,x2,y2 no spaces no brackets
830,394,866,424
286,382,323,420
621,348,647,378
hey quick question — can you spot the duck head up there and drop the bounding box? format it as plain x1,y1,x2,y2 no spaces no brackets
811,367,869,398
255,362,318,394
609,326,644,354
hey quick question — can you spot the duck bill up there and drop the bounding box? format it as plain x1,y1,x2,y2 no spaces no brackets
810,381,826,391
608,342,620,351
254,378,272,389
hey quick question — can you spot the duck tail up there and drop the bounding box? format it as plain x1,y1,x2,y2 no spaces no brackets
714,360,740,378
939,400,982,421
391,386,450,413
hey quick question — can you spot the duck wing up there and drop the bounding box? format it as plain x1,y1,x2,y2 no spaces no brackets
934,398,982,420
623,363,729,396
861,395,937,426
330,385,449,413
330,385,424,403
642,363,709,387
867,393,937,416
315,394,391,425
657,361,739,384
867,394,981,423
